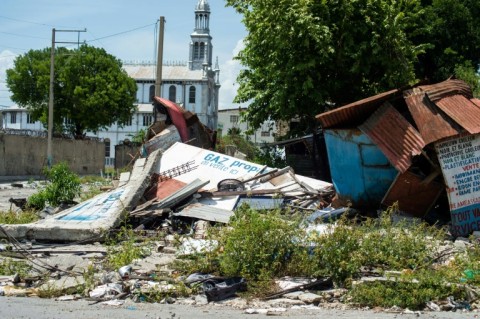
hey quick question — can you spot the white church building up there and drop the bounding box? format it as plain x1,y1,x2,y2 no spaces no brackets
1,0,220,167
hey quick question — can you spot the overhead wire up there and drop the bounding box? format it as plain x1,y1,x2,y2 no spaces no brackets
0,31,48,40
0,15,78,29
85,22,156,43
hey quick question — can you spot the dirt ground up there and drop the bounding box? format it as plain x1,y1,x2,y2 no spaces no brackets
0,180,38,212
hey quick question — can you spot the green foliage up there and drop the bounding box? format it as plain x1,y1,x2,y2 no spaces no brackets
0,209,39,224
227,0,480,133
227,127,242,136
218,205,303,280
414,0,480,82
0,258,32,277
216,134,258,161
227,0,425,131
311,206,446,286
27,162,81,210
104,225,149,270
254,146,287,171
6,44,137,137
455,62,480,98
349,269,464,309
128,129,147,144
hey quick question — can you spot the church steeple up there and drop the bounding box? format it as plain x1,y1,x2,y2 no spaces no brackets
189,0,213,70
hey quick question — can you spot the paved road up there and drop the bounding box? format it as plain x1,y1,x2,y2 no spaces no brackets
0,297,476,319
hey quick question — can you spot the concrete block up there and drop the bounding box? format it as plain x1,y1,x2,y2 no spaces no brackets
0,150,163,242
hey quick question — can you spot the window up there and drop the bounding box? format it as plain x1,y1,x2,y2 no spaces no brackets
193,42,199,59
143,114,153,126
27,113,35,124
105,139,111,157
149,85,155,102
10,112,16,124
230,115,239,123
169,85,176,102
64,117,73,125
261,131,270,137
120,117,132,126
189,86,196,103
199,42,205,59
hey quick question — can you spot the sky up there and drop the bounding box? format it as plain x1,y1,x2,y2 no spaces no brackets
0,0,247,109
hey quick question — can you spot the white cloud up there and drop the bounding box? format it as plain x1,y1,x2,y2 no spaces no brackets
219,39,247,110
0,50,16,107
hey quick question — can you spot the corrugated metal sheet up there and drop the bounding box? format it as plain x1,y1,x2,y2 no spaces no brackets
404,93,461,145
324,129,398,207
359,102,425,173
418,79,472,102
382,170,443,217
174,203,233,223
435,95,480,135
316,89,401,128
154,178,209,209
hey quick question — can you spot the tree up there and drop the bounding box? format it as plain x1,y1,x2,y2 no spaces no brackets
226,0,480,132
6,44,137,137
413,0,480,83
226,0,426,133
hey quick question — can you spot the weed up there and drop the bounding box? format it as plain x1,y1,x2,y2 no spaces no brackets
0,258,32,277
27,162,81,210
37,280,67,298
218,205,303,281
0,209,39,224
349,268,464,309
134,281,192,303
104,225,150,270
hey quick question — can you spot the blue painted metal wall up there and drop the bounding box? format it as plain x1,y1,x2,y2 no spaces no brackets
324,129,398,207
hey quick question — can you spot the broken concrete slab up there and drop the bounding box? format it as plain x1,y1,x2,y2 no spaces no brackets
0,150,162,242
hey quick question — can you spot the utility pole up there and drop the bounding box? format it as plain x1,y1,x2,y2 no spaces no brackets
47,28,86,168
155,17,165,98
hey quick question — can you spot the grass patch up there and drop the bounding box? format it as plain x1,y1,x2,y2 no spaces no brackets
0,258,32,276
349,269,464,309
104,225,151,271
0,209,39,224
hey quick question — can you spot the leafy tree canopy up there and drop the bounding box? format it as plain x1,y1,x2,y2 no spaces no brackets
6,44,137,137
226,0,480,133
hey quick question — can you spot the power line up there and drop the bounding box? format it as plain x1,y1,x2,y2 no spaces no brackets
86,22,156,43
0,15,78,29
0,31,48,40
0,44,28,51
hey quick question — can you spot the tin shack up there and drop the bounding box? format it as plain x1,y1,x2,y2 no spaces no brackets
316,79,480,236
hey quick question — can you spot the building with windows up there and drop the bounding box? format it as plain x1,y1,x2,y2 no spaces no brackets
1,0,220,168
123,0,220,129
217,108,277,145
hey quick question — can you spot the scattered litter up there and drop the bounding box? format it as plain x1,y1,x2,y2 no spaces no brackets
100,299,125,306
89,283,123,299
245,308,287,314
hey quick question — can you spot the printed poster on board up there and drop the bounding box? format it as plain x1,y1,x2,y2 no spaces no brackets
436,134,480,236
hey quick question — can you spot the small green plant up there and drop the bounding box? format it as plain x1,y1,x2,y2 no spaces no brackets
133,281,193,303
0,209,39,224
0,258,32,277
349,268,464,309
27,162,81,210
218,205,303,281
104,225,149,270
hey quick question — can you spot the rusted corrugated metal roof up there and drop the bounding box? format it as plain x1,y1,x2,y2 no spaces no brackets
404,92,461,145
435,95,480,134
417,79,472,102
359,102,425,173
316,88,401,128
382,170,444,217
